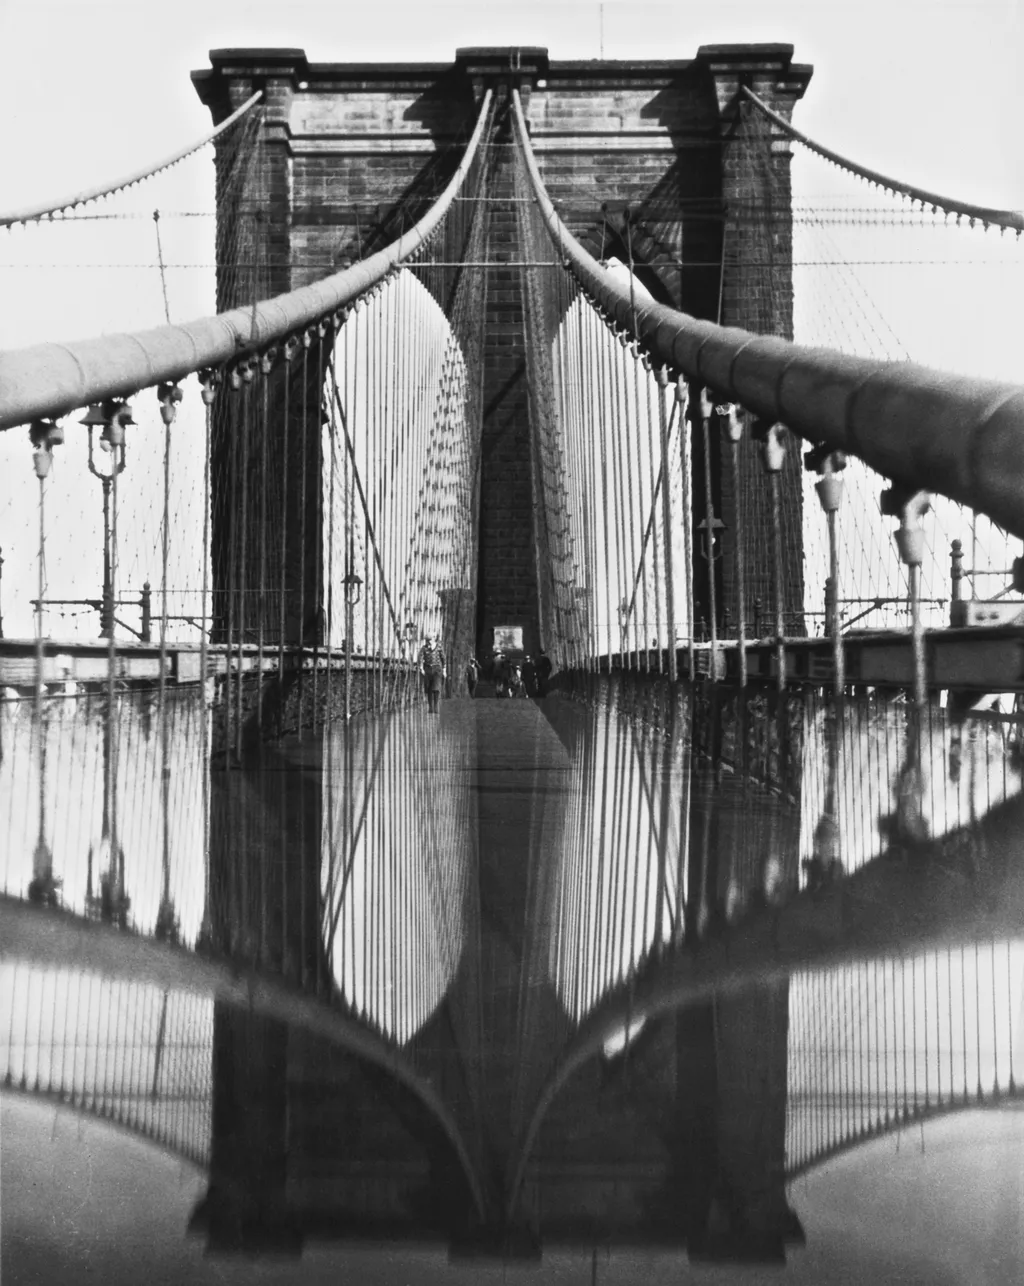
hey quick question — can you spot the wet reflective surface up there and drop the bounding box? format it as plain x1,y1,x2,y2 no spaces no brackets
2,678,1023,1280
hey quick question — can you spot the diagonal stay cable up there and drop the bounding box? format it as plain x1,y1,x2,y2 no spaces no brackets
330,378,402,647
324,717,392,957
621,394,681,630
628,718,677,933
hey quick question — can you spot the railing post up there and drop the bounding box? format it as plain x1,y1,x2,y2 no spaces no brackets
140,581,152,643
950,539,966,626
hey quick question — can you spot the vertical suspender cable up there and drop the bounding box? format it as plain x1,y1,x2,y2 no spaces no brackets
277,345,292,730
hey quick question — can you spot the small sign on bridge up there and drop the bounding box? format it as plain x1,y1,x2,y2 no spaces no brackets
966,600,1024,628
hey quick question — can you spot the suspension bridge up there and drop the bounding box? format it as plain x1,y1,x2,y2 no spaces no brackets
1,44,1023,1266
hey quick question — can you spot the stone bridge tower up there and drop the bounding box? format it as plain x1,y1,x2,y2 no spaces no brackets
193,44,811,658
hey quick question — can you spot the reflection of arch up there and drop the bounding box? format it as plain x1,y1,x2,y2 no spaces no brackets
0,901,485,1222
506,982,797,1254
506,795,1024,1223
320,711,471,1043
544,700,686,1023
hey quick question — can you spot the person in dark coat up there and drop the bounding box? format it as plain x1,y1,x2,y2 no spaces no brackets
419,634,446,713
535,650,553,697
492,650,508,698
466,656,480,697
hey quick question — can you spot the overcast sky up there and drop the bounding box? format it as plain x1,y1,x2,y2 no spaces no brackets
0,0,1021,638
1,0,1021,209
1,0,1021,351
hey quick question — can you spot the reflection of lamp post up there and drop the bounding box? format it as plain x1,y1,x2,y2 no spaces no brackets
402,620,417,658
343,570,363,608
401,620,418,706
82,402,132,639
86,692,131,928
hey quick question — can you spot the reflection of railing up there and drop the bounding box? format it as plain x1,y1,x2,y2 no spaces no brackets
1,960,213,1167
0,687,208,938
786,942,1024,1178
799,690,1023,878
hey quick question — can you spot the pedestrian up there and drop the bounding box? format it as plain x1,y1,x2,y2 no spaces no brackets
535,649,553,697
467,655,480,697
492,649,508,698
418,633,446,714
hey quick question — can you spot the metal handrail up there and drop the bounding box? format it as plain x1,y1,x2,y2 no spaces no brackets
0,90,493,432
0,92,264,228
741,86,1024,235
511,89,1024,541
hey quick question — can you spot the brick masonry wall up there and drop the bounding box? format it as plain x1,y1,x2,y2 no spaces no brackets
196,47,812,663
477,105,541,655
705,49,812,636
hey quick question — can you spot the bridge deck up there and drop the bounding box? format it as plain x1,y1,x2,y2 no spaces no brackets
3,623,1024,691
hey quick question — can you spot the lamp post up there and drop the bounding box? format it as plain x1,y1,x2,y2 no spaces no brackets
82,401,133,928
27,421,65,906
342,569,362,721
85,684,131,928
82,403,132,639
697,516,726,678
697,515,726,564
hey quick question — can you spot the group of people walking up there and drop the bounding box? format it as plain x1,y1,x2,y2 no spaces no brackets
418,633,553,711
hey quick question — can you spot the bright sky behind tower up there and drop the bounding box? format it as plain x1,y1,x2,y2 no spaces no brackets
0,0,1022,640
1,0,1021,357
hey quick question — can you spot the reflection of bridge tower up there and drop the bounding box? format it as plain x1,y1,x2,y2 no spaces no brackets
517,986,802,1261
512,693,802,1259
198,709,491,1250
